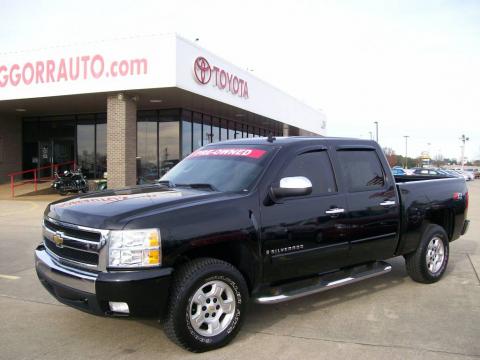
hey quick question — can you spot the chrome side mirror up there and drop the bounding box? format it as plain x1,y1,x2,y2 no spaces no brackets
270,176,313,201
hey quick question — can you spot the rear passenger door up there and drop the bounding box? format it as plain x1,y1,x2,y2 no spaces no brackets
261,148,350,282
334,147,400,265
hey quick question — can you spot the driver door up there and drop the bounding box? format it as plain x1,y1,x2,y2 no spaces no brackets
261,149,350,283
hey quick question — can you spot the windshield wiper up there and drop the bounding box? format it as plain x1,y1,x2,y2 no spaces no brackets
175,183,219,191
157,179,176,188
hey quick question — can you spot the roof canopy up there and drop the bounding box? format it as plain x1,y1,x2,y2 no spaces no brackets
0,34,326,134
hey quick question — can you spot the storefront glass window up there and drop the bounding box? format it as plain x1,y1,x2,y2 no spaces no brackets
201,114,211,144
246,125,251,138
22,120,38,174
137,121,158,183
159,121,180,176
211,117,220,143
77,123,95,178
193,112,203,150
23,109,282,182
96,122,107,178
229,122,236,140
181,111,192,158
220,119,228,140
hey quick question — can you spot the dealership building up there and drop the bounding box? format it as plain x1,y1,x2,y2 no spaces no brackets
0,34,326,188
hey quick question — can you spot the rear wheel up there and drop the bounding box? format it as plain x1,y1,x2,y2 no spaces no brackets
405,224,449,283
163,258,248,352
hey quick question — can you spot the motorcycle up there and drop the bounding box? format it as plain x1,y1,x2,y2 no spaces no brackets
52,168,89,195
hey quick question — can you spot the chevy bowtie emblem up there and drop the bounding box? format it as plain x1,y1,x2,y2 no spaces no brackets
52,231,64,247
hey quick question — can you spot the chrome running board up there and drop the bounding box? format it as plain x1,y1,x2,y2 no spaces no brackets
254,261,392,304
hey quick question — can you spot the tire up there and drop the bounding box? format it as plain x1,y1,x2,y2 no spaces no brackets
59,189,68,196
163,258,248,352
404,224,449,283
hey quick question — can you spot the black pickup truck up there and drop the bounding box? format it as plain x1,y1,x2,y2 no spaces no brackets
35,137,470,352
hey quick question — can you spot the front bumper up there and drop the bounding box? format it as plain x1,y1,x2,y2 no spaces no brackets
35,245,173,317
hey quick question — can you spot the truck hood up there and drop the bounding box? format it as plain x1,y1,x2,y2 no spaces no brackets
45,185,228,229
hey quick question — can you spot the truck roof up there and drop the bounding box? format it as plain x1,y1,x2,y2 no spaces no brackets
205,136,377,147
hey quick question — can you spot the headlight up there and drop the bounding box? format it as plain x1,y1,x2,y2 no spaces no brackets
108,229,161,268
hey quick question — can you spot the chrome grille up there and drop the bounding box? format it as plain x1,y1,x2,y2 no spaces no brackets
42,218,108,271
44,240,99,265
44,219,101,242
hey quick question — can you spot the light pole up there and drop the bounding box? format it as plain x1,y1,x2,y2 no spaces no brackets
427,142,431,166
460,134,469,170
368,131,373,140
404,135,409,169
374,122,379,142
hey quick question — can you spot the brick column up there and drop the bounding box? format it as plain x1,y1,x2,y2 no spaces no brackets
283,124,299,136
107,94,137,189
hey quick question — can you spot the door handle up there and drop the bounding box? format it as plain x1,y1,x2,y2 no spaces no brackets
325,208,345,215
380,200,396,206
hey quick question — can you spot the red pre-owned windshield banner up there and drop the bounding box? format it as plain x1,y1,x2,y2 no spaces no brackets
188,148,267,159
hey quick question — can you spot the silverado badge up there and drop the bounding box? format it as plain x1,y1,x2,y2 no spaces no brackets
266,244,304,256
52,231,64,248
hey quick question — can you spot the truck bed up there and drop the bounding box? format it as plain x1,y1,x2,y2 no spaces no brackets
394,174,452,183
394,175,468,255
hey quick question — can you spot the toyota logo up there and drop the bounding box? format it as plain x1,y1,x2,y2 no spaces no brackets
194,57,211,84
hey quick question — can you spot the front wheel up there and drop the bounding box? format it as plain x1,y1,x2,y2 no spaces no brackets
163,258,248,352
404,224,449,283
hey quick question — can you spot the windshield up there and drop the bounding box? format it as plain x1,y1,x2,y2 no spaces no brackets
159,145,275,192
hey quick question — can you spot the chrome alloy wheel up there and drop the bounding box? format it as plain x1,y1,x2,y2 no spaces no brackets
189,280,236,337
426,236,445,274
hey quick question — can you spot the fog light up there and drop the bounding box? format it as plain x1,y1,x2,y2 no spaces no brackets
109,301,130,314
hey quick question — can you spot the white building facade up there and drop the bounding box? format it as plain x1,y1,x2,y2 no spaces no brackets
0,34,326,187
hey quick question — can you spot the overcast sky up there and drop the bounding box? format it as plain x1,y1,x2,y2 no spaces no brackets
1,0,479,161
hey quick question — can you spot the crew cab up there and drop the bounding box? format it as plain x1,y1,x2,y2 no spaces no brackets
35,137,470,352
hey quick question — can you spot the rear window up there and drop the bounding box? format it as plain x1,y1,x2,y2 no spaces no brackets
160,145,275,192
337,150,385,192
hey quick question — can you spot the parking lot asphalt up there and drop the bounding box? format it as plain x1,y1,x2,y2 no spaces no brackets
0,182,479,360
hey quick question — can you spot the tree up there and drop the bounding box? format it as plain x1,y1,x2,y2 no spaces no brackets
395,155,416,168
443,158,454,165
383,147,397,167
433,153,444,167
